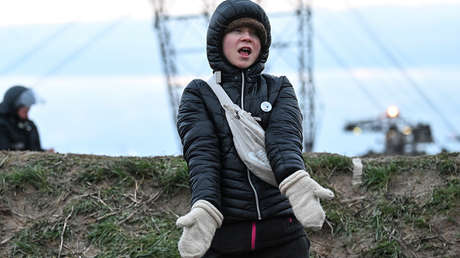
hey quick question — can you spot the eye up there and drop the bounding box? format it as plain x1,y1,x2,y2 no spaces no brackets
247,28,258,37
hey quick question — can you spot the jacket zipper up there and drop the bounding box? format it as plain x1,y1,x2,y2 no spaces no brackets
247,169,261,220
241,71,262,221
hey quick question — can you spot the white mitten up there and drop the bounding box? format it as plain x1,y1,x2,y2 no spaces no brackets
279,170,334,230
176,200,223,258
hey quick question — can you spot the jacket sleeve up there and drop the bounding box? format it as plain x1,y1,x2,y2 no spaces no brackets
177,80,222,211
265,76,306,184
0,124,11,150
29,122,44,151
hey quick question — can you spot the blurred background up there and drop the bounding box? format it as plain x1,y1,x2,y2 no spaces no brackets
1,0,459,157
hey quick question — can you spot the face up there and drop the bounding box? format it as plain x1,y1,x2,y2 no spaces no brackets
17,106,30,120
223,26,261,69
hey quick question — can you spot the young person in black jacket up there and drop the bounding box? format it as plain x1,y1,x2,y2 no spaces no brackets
0,85,52,152
176,1,334,257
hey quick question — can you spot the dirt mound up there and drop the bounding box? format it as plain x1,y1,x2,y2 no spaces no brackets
0,151,458,257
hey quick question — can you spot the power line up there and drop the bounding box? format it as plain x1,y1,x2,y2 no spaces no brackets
0,22,75,75
369,23,460,117
315,30,385,112
31,18,126,89
314,12,419,115
344,0,459,136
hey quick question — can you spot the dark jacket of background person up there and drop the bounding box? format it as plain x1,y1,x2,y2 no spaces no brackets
176,0,307,254
0,86,43,151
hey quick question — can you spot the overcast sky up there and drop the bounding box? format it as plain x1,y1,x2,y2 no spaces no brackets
2,0,460,25
1,0,459,157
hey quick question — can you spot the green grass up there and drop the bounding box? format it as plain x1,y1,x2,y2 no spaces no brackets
363,239,403,258
156,162,189,194
438,158,458,175
88,216,180,257
323,201,359,238
65,198,103,216
12,219,64,257
1,152,459,257
305,154,352,174
0,165,52,193
76,157,189,194
77,166,134,186
413,216,430,229
362,163,397,191
370,199,404,241
88,219,125,247
426,178,460,211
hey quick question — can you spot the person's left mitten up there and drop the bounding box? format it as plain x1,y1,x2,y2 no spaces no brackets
176,200,223,258
279,170,334,230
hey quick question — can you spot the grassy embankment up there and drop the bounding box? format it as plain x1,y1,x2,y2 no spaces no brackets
0,151,458,257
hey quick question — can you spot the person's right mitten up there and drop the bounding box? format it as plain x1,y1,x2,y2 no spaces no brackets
176,200,223,258
279,170,334,230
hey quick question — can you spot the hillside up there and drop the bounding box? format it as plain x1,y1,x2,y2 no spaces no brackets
0,151,458,257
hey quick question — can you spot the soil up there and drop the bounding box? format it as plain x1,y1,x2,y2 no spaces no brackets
0,151,458,257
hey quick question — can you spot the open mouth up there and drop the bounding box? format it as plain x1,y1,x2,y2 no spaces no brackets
238,47,252,56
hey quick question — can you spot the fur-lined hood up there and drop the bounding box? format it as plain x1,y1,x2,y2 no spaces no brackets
206,0,271,75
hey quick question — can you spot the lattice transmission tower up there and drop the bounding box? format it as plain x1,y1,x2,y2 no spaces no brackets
151,0,316,152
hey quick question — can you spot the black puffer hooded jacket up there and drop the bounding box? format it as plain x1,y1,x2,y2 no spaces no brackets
0,86,43,151
177,0,305,223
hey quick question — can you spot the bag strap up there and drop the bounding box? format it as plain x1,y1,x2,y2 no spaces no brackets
207,72,283,108
205,72,278,187
206,73,235,108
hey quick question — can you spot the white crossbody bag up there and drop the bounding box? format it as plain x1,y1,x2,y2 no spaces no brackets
206,72,277,186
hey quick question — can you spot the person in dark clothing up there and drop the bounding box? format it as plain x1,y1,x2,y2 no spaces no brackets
176,1,334,257
0,85,51,152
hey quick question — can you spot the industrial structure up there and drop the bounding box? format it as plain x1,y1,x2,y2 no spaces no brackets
151,0,458,155
151,0,317,152
344,105,434,155
1,1,458,156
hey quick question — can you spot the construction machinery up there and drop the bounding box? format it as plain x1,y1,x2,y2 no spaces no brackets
344,105,434,155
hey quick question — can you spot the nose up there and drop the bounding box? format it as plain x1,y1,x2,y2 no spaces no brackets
241,31,253,42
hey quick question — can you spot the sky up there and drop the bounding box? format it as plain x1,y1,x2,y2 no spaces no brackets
0,0,459,157
2,0,460,25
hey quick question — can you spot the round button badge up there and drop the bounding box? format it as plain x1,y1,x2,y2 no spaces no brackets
260,101,272,112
